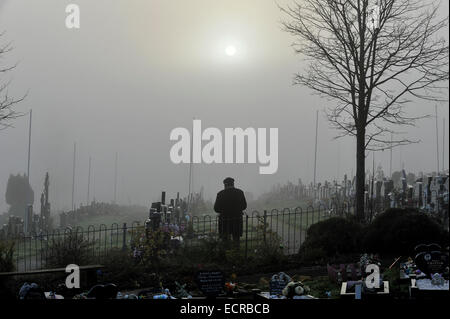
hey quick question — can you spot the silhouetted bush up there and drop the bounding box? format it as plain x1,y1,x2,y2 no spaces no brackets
0,241,16,299
299,217,364,261
99,249,160,290
44,233,94,268
362,208,448,255
297,209,449,263
0,241,15,272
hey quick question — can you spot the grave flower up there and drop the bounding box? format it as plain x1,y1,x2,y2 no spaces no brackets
431,273,446,286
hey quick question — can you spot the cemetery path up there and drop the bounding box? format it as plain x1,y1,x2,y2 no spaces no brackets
266,216,306,255
265,208,333,255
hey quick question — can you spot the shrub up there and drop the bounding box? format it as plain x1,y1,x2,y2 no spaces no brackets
130,227,174,271
0,241,16,299
299,217,364,261
362,208,448,255
382,267,409,299
0,241,15,272
251,227,287,266
44,233,94,268
99,249,160,289
170,237,228,267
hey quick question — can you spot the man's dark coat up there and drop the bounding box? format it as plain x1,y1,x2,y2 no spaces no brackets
214,187,247,237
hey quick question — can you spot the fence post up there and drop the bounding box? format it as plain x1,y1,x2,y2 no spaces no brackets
122,223,127,250
263,210,267,245
245,214,249,259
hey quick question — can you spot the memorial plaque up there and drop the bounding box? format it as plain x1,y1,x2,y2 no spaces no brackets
269,272,291,296
415,251,449,276
196,271,225,297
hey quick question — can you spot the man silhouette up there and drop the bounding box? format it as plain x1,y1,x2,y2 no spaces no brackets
214,177,247,246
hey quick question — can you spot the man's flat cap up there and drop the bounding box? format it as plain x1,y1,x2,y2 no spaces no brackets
223,177,235,185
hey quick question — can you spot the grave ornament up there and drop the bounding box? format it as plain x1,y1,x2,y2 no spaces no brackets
282,281,310,298
195,270,225,297
414,244,449,277
431,273,446,286
269,272,292,296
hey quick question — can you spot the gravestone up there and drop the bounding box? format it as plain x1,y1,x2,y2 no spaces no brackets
196,271,225,297
269,272,291,296
414,244,449,276
149,202,162,231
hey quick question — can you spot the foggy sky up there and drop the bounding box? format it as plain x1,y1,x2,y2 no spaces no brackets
0,0,448,213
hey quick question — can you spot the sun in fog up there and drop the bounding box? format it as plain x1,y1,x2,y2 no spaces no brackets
225,45,237,56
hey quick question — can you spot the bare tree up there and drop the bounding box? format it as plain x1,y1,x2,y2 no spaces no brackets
0,32,25,130
281,0,449,221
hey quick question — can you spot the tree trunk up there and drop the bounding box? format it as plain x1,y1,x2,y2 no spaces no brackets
356,126,366,222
